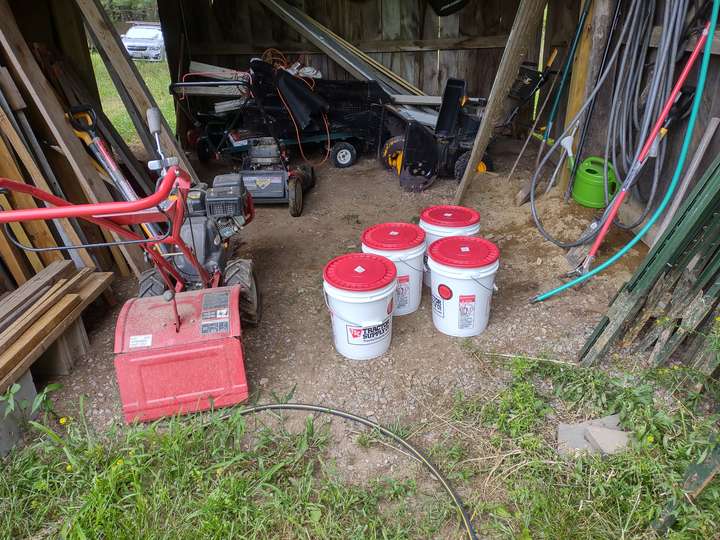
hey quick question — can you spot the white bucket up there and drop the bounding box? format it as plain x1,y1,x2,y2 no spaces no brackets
419,206,481,286
362,243,425,315
427,236,499,337
360,222,426,316
323,253,397,360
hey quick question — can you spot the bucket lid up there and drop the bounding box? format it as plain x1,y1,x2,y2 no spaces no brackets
324,253,397,291
361,222,425,250
420,205,480,227
428,236,499,268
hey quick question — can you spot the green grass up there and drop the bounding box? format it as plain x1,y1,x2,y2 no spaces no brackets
3,340,720,538
91,51,175,146
0,406,455,539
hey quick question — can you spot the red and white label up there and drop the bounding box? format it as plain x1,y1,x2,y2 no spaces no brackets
396,275,410,308
458,295,476,329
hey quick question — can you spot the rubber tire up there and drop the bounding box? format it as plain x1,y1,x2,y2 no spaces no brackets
331,142,357,168
380,135,405,172
224,258,261,326
137,268,166,298
288,176,303,217
453,151,494,182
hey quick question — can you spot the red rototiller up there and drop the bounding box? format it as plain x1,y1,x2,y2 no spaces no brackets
0,109,259,422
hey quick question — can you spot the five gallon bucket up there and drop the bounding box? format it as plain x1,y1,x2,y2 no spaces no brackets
323,253,397,360
419,205,480,286
427,236,499,337
361,222,425,316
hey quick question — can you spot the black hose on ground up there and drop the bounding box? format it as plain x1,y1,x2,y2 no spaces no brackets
221,403,478,540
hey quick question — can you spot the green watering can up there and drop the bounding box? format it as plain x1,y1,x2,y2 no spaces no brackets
572,157,619,209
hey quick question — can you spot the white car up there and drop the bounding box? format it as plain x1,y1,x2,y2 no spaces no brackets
122,24,165,61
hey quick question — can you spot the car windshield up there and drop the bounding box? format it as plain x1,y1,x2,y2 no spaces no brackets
125,27,161,40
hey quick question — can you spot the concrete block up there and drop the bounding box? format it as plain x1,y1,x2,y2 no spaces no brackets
585,426,630,455
557,414,622,455
558,423,595,455
0,370,37,456
34,316,89,376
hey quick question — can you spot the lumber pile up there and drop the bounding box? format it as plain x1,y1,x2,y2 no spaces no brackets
0,0,197,289
0,260,113,393
580,153,720,379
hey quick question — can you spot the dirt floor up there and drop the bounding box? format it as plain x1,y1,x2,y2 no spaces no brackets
50,138,646,434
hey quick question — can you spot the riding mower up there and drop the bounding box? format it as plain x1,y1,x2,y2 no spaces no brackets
0,108,259,423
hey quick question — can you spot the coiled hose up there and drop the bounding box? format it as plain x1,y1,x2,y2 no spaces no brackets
532,0,719,302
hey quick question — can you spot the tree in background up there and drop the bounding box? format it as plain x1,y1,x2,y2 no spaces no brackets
100,0,158,22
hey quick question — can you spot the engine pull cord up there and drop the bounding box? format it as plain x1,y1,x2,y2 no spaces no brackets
531,8,717,303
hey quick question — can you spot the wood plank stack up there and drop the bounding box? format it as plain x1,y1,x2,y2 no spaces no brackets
0,0,155,290
580,153,720,380
0,260,113,393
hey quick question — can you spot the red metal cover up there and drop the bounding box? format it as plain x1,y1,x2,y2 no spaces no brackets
323,253,397,292
420,205,480,227
113,286,248,423
428,236,499,268
361,222,425,250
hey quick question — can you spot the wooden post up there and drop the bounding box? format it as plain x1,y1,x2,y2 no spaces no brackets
74,0,200,185
558,0,605,194
454,0,546,204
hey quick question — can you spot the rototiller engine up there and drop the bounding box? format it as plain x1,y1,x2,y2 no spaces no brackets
0,109,258,423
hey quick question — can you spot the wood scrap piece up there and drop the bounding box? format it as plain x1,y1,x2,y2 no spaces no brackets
0,284,50,334
0,271,113,393
0,193,43,273
0,293,81,380
0,219,30,285
0,260,73,324
0,267,92,349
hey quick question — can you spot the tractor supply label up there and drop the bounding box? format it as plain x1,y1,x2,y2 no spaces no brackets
396,275,410,309
201,320,230,335
346,318,391,346
129,334,152,348
458,295,476,329
431,294,444,318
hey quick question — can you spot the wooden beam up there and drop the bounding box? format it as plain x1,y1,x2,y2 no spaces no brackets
0,90,95,268
454,0,546,204
648,27,720,56
558,0,596,194
190,34,510,56
0,224,31,285
73,0,200,184
0,194,43,273
0,0,144,274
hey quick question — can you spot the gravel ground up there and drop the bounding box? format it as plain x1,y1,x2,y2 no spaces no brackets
49,138,646,438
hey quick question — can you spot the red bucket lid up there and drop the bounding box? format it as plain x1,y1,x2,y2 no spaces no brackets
324,253,397,292
361,222,425,251
428,236,499,268
420,205,480,228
